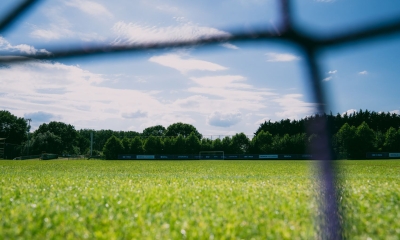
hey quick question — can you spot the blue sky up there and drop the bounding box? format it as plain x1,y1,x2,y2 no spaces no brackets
1,0,400,136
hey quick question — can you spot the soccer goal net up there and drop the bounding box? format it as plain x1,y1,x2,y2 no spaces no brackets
199,151,224,160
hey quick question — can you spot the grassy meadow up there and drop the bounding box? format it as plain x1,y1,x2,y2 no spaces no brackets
0,160,399,239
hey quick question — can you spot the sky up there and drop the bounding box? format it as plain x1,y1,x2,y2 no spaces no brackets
1,0,400,136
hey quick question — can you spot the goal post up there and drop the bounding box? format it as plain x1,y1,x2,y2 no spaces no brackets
199,151,224,160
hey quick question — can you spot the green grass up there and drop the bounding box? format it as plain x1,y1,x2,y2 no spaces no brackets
0,160,399,239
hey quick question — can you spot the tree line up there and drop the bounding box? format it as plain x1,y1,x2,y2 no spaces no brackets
1,109,400,159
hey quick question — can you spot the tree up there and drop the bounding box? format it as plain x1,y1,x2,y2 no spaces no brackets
251,130,273,153
335,123,357,159
212,138,223,151
186,132,201,154
384,127,400,152
130,136,143,154
200,138,213,151
231,133,250,154
143,136,163,154
353,122,375,158
162,137,175,154
34,121,77,154
0,110,28,144
142,125,166,136
165,122,202,139
174,135,187,154
221,136,232,153
103,136,124,160
121,137,131,154
30,131,63,155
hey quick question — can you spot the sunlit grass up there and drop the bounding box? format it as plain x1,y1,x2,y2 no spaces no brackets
0,160,399,239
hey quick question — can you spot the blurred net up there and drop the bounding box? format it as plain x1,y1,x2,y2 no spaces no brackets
2,0,400,239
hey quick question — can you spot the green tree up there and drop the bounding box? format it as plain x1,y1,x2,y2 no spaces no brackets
0,110,28,145
335,123,357,159
212,138,223,151
231,133,250,154
162,137,175,154
200,138,213,151
251,130,273,153
30,131,63,155
142,125,166,136
186,132,201,154
103,136,124,160
174,135,187,154
130,136,143,154
221,136,232,153
289,133,308,154
34,121,77,154
384,127,400,152
353,122,375,158
143,136,163,154
165,122,202,139
121,137,131,154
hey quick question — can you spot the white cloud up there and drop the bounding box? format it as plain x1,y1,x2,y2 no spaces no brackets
221,43,239,50
65,0,112,18
149,54,227,73
390,110,399,115
29,7,106,42
323,76,333,82
207,111,242,127
0,37,50,55
273,94,315,119
358,70,368,75
190,75,249,89
30,28,63,40
187,75,276,113
111,21,230,45
121,110,148,119
328,70,337,74
255,117,270,125
0,60,165,129
174,95,208,108
265,52,300,62
30,25,104,42
342,109,357,116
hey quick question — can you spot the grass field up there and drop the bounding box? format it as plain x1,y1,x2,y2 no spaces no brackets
0,160,399,239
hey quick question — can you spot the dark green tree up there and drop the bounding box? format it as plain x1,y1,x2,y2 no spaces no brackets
251,130,273,153
143,136,163,154
221,136,232,153
165,122,202,139
34,121,77,153
121,137,131,154
162,137,175,154
186,132,201,154
353,122,375,158
142,125,166,136
130,136,143,154
200,138,213,151
103,136,124,160
231,133,250,154
212,138,223,151
174,135,187,154
335,123,357,159
30,131,63,155
384,127,400,152
0,110,28,145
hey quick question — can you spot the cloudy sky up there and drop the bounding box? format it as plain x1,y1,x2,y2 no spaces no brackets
1,0,400,136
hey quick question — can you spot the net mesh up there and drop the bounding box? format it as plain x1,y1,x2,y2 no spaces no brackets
2,1,400,239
